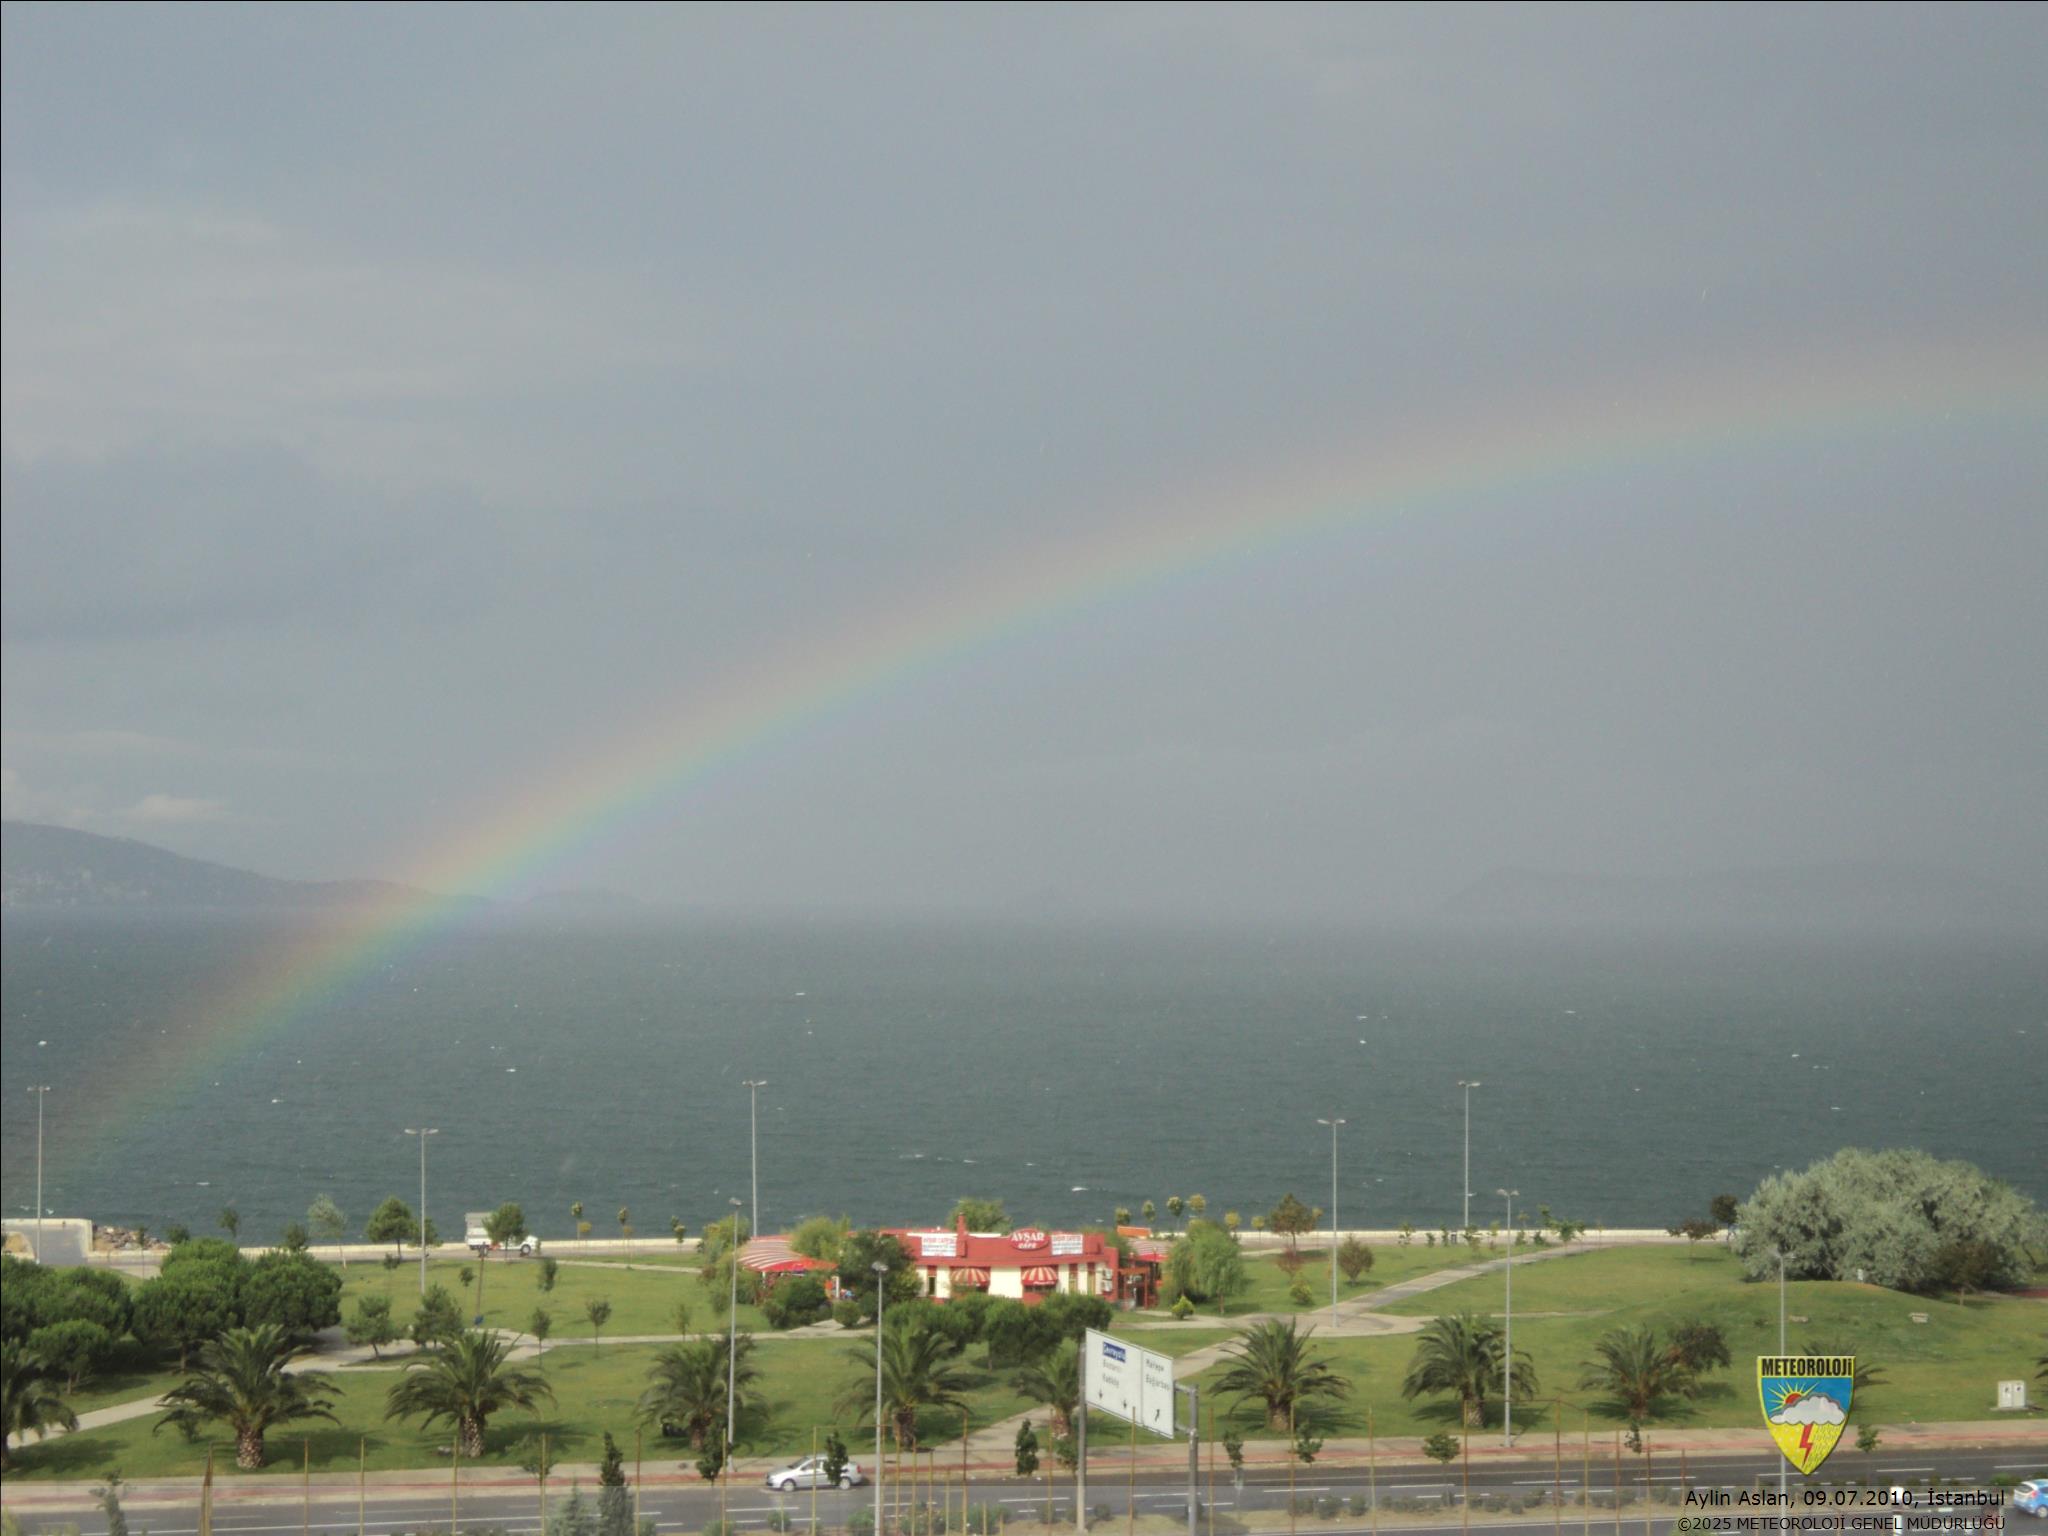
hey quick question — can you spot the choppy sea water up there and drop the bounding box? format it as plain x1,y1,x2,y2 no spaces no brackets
2,911,2042,1242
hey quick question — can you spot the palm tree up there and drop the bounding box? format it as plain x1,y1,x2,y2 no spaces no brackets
1578,1326,1694,1423
2,1343,80,1472
1213,1318,1348,1431
1401,1313,1535,1429
154,1323,338,1470
836,1320,976,1451
1014,1340,1081,1438
384,1329,554,1459
638,1335,759,1449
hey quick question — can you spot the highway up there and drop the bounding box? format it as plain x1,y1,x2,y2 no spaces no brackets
5,1447,2042,1536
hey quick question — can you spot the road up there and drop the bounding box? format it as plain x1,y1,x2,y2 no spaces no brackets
5,1447,2042,1536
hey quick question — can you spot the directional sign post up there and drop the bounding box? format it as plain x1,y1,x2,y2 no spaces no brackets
1082,1331,1197,1536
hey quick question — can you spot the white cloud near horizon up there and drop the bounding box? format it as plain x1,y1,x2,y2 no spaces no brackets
1770,1394,1846,1426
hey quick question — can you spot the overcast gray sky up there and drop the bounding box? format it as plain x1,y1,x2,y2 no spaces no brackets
4,3,2045,919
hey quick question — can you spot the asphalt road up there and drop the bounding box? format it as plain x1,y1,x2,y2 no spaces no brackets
7,1448,2043,1536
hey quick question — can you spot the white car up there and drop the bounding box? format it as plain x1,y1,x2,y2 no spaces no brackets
764,1455,865,1491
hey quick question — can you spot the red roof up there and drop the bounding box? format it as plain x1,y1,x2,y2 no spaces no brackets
739,1237,836,1274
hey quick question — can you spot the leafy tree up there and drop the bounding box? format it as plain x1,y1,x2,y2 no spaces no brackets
671,1298,693,1335
1213,1318,1348,1431
529,1309,554,1362
557,1485,597,1536
1420,1432,1461,1465
487,1203,529,1251
533,1256,558,1293
1,1342,79,1470
243,1250,343,1337
1292,1423,1323,1464
385,1328,554,1458
786,1215,851,1263
1014,1340,1080,1437
586,1296,613,1351
309,1195,348,1266
1401,1313,1534,1429
639,1335,758,1449
460,1267,476,1292
597,1432,633,1536
1165,1221,1250,1313
134,1269,240,1368
1274,1246,1307,1278
571,1202,588,1245
695,1441,725,1482
366,1197,417,1256
1666,1321,1731,1384
281,1222,310,1253
836,1230,915,1320
165,1224,193,1246
154,1322,338,1469
346,1295,398,1358
1668,1218,1718,1255
1189,1195,1207,1220
836,1319,976,1450
1929,1239,2005,1295
948,1198,1010,1233
617,1207,632,1242
517,1428,556,1478
1014,1419,1040,1477
412,1286,464,1351
218,1207,241,1242
1709,1194,1740,1231
1336,1237,1375,1284
25,1319,112,1393
1856,1423,1882,1455
1729,1149,2045,1292
761,1275,831,1330
1267,1194,1316,1252
1141,1200,1157,1226
94,1470,132,1536
1113,1207,1132,1226
1035,1291,1114,1342
1166,1196,1185,1226
1578,1326,1695,1422
822,1429,849,1487
699,1212,752,1261
1251,1214,1267,1232
382,1253,403,1280
1224,1211,1241,1235
1287,1276,1315,1308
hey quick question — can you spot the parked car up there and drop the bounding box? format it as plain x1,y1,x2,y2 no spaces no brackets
763,1454,865,1491
2012,1481,2048,1519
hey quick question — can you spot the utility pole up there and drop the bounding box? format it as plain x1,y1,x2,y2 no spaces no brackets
743,1080,769,1242
27,1086,50,1262
1457,1082,1481,1229
403,1128,438,1296
1316,1117,1345,1327
1498,1188,1519,1446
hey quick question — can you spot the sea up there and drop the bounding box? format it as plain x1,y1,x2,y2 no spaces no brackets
2,911,2043,1242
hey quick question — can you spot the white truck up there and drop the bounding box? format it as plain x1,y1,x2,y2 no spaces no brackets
465,1211,539,1256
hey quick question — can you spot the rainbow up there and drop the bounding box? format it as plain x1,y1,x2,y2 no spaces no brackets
51,334,2048,1164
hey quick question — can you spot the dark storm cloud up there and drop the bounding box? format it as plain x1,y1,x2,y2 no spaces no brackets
3,4,2044,915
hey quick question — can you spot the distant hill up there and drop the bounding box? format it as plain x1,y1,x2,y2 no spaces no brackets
0,821,452,911
1444,862,2046,930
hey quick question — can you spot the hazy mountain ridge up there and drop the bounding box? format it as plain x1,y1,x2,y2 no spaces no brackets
1445,861,2047,930
0,821,437,910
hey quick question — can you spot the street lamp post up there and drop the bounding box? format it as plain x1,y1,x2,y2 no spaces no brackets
742,1080,769,1242
1498,1188,1518,1446
727,1197,743,1477
1457,1082,1481,1230
1773,1248,1787,1503
1316,1117,1345,1328
403,1128,438,1296
26,1086,50,1262
872,1261,889,1536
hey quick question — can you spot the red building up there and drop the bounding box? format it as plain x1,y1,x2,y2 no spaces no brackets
886,1218,1145,1305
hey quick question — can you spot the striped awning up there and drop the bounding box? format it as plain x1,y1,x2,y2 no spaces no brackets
949,1266,991,1285
1022,1266,1058,1287
739,1238,830,1273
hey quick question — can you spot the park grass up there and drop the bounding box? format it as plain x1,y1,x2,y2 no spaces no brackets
1176,1243,1471,1319
3,1333,1038,1482
339,1256,776,1339
1191,1245,2048,1440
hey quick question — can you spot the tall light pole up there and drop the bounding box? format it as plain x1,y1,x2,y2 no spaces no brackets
1457,1082,1481,1230
1498,1188,1518,1447
872,1260,889,1536
742,1080,769,1242
404,1128,438,1296
1316,1117,1345,1328
26,1086,50,1262
726,1196,743,1477
1773,1247,1787,1503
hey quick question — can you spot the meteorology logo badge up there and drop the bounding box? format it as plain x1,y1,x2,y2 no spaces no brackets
1758,1356,1854,1474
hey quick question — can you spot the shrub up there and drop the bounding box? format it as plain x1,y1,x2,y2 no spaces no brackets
833,1298,864,1328
1171,1296,1195,1320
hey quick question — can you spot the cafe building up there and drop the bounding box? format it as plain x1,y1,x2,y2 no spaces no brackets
885,1218,1133,1304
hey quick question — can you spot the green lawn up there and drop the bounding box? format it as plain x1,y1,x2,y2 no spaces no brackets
1192,1245,2047,1440
340,1256,776,1339
1176,1243,1470,1319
